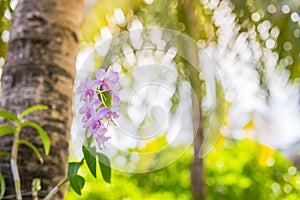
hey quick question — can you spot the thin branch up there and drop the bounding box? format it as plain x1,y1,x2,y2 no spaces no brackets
178,1,206,199
43,177,68,200
2,191,32,199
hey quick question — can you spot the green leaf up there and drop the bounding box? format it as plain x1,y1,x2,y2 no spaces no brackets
97,153,111,183
0,110,19,124
19,104,48,119
68,160,85,196
0,171,5,199
0,151,10,157
0,124,16,137
68,159,84,178
21,121,50,155
69,175,85,196
82,146,97,178
16,139,44,164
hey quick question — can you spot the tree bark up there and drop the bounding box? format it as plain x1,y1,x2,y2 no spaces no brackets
0,0,84,199
179,0,206,199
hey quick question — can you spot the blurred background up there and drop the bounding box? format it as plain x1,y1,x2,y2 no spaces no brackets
1,0,300,199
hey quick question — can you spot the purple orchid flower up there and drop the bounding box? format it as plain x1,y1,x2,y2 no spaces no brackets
84,107,109,137
95,68,120,95
77,76,97,101
94,133,111,150
79,98,101,123
77,68,120,150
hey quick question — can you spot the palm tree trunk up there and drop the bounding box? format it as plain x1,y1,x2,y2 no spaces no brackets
0,0,84,199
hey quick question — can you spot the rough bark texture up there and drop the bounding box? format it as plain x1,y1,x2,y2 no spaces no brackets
179,0,206,199
0,0,84,199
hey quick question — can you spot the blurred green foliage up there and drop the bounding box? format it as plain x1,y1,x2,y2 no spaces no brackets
80,0,144,45
0,0,11,62
232,0,300,80
231,0,300,80
206,138,300,200
65,138,300,200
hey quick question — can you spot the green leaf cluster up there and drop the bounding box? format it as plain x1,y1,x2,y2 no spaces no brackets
67,146,111,196
0,105,50,197
0,105,50,157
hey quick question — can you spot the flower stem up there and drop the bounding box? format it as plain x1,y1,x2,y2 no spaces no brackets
99,92,108,108
43,177,68,200
110,118,117,126
11,126,22,200
96,89,110,94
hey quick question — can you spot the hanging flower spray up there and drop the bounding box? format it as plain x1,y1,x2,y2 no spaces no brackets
77,68,120,150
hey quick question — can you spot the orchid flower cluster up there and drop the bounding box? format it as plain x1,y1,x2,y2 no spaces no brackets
77,68,120,150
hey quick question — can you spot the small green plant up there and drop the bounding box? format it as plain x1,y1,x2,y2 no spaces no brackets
0,105,112,199
0,105,50,200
